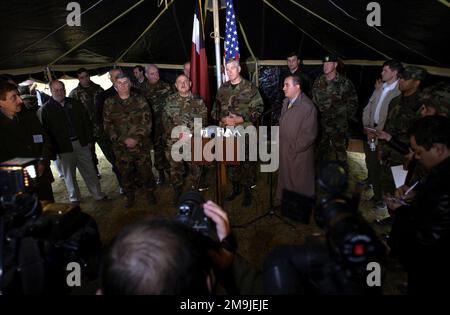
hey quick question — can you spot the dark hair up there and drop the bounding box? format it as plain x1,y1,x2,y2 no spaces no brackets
287,52,299,60
382,59,404,74
409,115,450,150
76,67,89,76
0,73,16,85
0,82,18,100
133,65,145,73
101,218,210,295
115,73,130,81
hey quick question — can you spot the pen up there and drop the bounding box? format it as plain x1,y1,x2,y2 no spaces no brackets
401,181,419,200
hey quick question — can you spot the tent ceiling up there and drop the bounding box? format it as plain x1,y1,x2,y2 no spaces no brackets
1,0,449,75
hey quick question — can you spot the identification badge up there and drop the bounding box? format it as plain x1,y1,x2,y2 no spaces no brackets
33,134,43,143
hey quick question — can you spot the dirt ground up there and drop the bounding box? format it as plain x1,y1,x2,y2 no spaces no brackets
49,142,406,294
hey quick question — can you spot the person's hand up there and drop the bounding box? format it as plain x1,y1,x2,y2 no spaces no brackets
228,113,244,125
203,200,231,241
178,132,191,141
384,194,404,212
124,138,138,149
375,130,392,142
221,114,244,126
221,116,235,126
394,185,415,202
374,78,382,89
367,131,377,141
203,200,234,270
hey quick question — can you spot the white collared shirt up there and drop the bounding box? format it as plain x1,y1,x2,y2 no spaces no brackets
374,79,398,124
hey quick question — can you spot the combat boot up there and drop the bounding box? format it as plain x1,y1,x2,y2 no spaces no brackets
156,170,165,185
146,191,157,205
125,193,135,209
242,186,252,207
225,183,242,201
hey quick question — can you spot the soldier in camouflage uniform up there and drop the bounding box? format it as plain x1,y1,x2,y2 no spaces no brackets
212,59,264,207
375,81,450,215
312,55,358,168
103,74,156,208
419,82,450,117
142,64,172,185
378,66,427,203
69,68,104,177
163,74,208,203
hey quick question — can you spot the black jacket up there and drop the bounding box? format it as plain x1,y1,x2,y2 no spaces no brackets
39,97,93,154
389,156,450,294
0,109,54,163
0,109,54,191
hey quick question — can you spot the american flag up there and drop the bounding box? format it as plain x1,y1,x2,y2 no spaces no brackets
224,0,240,62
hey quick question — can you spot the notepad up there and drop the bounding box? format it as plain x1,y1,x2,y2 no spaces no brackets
390,165,408,188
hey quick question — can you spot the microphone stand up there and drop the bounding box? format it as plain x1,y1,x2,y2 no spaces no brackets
233,102,296,230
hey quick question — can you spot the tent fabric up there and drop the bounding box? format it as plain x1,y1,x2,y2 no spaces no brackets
1,0,449,76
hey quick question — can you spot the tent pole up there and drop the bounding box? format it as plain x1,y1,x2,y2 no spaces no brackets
213,0,222,89
212,0,225,207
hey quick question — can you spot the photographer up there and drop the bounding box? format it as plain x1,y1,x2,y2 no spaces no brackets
264,162,386,295
100,199,262,295
386,115,450,294
0,82,54,203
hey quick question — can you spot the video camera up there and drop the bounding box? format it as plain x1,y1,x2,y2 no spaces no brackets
263,161,387,294
0,158,101,295
175,191,216,242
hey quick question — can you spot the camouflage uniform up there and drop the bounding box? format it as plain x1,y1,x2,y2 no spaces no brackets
69,82,104,137
421,82,450,116
380,66,428,194
312,73,358,166
163,92,208,189
103,94,155,195
142,80,173,172
212,78,264,189
69,82,104,174
380,92,422,194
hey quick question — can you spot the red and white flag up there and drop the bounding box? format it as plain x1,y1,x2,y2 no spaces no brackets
190,0,210,110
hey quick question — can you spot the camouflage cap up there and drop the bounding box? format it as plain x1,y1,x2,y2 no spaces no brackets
322,55,338,62
420,82,450,115
400,66,427,81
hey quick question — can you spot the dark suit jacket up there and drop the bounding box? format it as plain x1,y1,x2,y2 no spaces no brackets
0,109,54,194
39,97,93,154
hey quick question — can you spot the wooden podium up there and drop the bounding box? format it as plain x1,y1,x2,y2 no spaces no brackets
190,136,240,165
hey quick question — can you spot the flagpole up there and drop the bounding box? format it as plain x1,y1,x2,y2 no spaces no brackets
212,0,222,89
212,0,226,207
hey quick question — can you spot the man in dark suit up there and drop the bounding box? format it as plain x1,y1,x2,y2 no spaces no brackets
0,82,54,202
39,80,106,203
